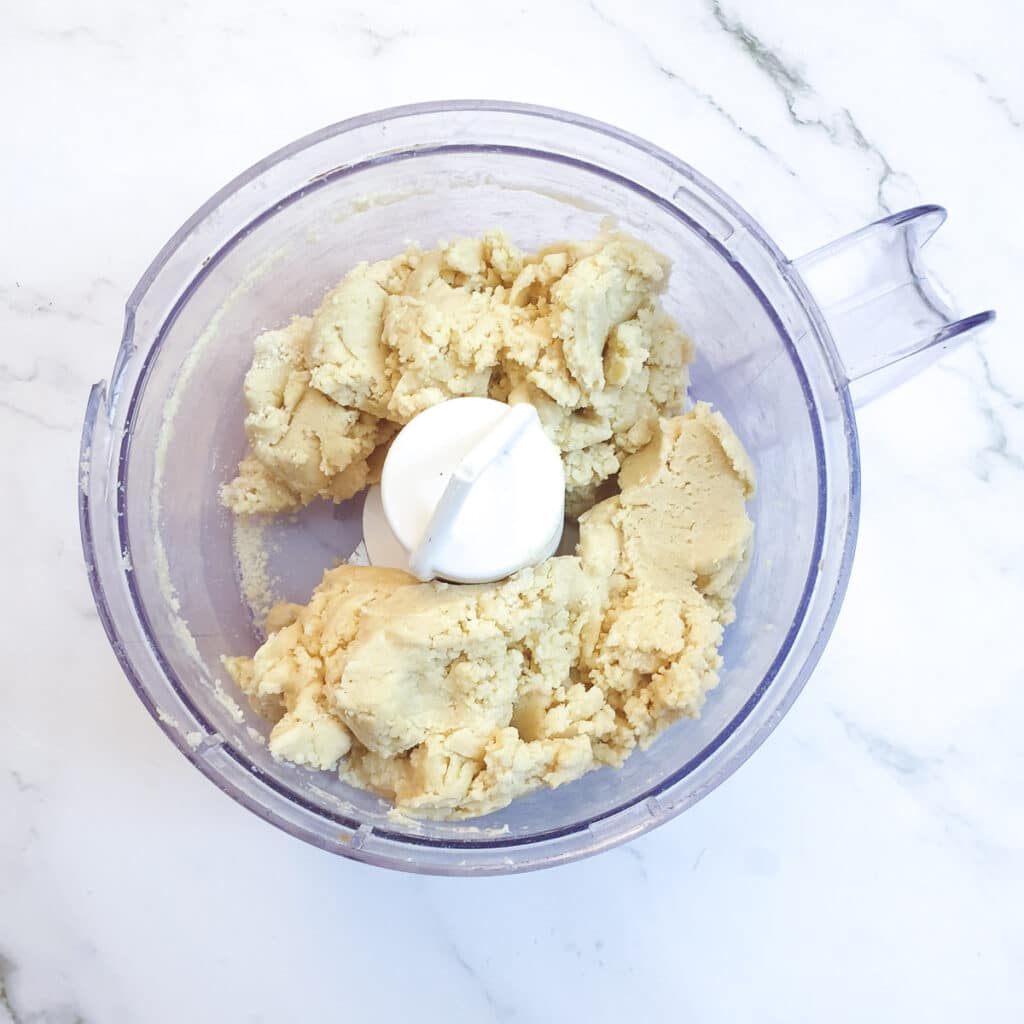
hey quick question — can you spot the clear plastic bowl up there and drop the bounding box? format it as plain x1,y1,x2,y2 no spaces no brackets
79,101,992,874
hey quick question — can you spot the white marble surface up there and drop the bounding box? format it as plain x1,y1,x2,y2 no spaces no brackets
3,0,1023,1019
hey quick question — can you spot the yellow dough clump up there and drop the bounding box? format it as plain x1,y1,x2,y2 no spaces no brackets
221,231,692,516
224,403,755,819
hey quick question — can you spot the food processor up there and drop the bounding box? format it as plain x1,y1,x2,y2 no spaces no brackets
78,101,994,874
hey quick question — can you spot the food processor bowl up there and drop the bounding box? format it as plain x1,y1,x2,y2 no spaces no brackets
79,101,993,874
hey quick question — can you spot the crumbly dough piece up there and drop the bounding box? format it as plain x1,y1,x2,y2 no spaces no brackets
576,403,756,754
223,567,413,769
225,403,755,819
220,317,395,512
222,231,691,515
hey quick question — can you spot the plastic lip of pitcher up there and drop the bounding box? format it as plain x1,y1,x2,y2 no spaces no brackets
78,101,994,875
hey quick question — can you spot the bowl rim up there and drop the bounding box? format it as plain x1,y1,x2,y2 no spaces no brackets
80,99,860,873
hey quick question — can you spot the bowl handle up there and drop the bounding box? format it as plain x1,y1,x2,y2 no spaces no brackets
791,205,995,405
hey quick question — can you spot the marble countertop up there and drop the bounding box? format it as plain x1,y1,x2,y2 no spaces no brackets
3,0,1022,1020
